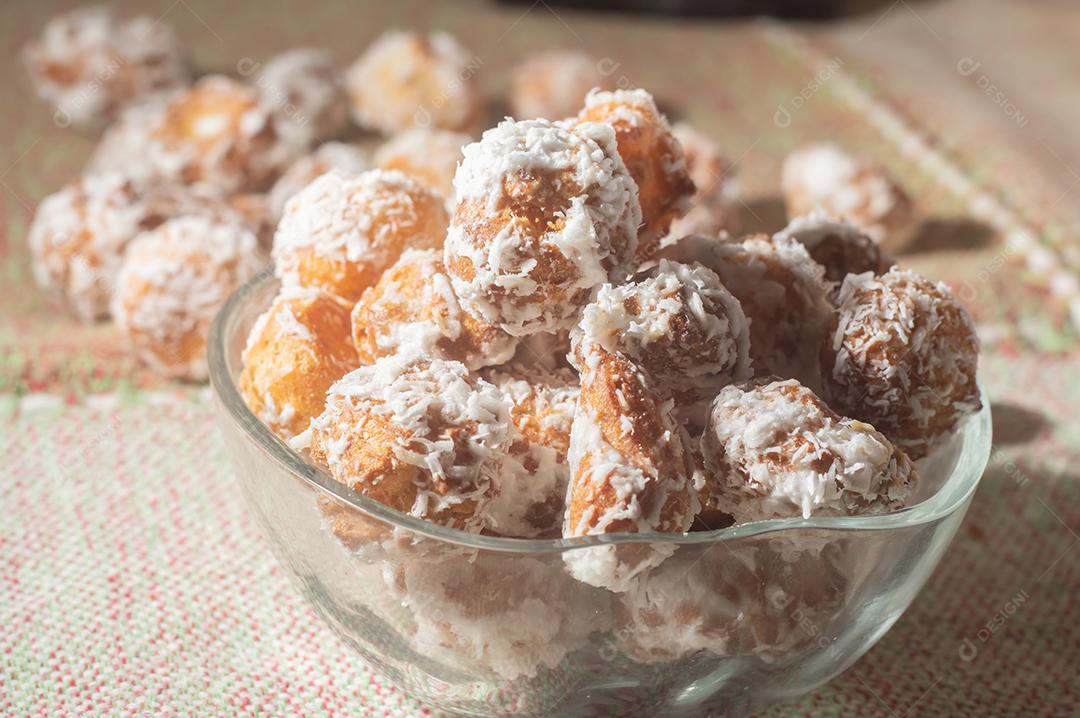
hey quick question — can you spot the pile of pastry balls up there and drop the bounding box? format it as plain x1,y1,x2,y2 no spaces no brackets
231,89,977,593
25,10,980,582
26,7,655,381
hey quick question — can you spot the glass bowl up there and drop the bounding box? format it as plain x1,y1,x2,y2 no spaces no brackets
208,271,992,718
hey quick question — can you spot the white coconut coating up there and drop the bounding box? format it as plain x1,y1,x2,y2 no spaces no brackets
22,5,191,133
28,172,149,322
351,248,518,370
481,364,579,538
306,356,512,532
374,127,471,207
346,31,483,134
444,118,641,336
660,233,834,390
268,142,371,219
578,88,695,261
273,168,449,302
381,551,603,679
112,215,264,381
614,538,849,662
775,210,892,286
251,47,349,150
781,143,914,251
563,341,698,592
508,50,610,121
822,268,981,459
85,94,174,181
577,259,751,427
144,75,295,194
700,378,917,523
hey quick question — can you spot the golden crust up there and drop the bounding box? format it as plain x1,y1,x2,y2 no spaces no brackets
578,92,695,262
310,402,484,527
27,173,149,322
700,378,917,522
562,342,697,590
274,170,450,303
239,289,358,439
346,32,484,134
448,174,593,322
567,344,696,537
21,6,191,133
443,119,640,336
508,50,612,121
350,249,516,369
306,358,508,532
577,260,751,428
150,76,289,192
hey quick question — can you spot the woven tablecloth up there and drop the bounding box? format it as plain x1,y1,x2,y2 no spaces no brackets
2,1,1078,716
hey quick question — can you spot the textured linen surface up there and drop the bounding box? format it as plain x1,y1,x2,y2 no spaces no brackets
2,357,1077,718
2,0,1079,716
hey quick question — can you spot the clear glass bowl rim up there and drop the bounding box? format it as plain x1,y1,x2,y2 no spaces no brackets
208,267,993,555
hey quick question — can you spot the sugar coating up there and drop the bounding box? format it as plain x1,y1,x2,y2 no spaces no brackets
508,50,611,121
346,31,483,134
146,75,295,193
662,123,739,245
659,233,834,390
775,210,891,284
481,364,579,538
351,248,518,370
781,143,914,251
240,288,358,440
578,88,695,261
251,47,349,149
273,169,449,302
112,215,264,381
306,356,511,532
614,538,849,662
564,341,698,592
700,378,917,523
28,172,149,322
381,551,604,679
822,268,981,459
268,142,371,219
21,6,190,133
374,127,472,207
444,118,641,336
577,259,751,428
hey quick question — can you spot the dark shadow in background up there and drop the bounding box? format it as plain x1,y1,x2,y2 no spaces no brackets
736,196,788,236
902,217,996,255
990,403,1050,447
498,0,924,20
